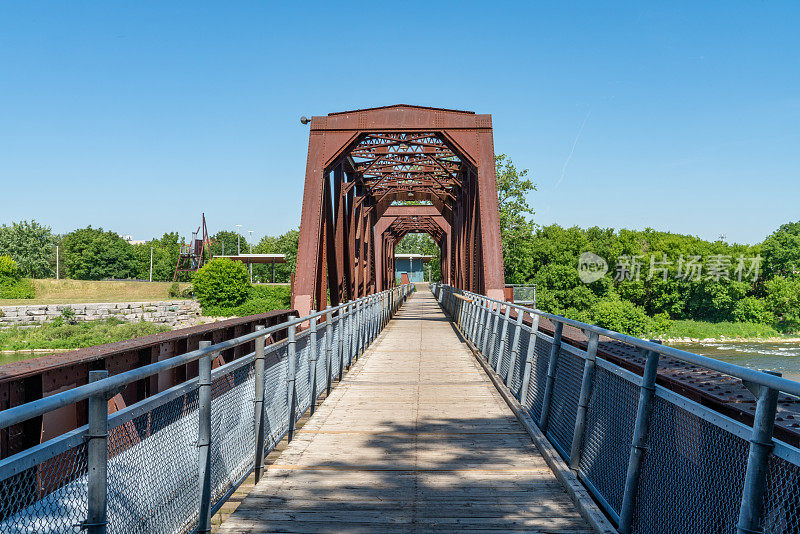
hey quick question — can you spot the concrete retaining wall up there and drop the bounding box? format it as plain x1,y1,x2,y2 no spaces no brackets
0,300,202,328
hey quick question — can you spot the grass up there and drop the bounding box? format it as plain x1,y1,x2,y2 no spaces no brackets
0,317,172,351
0,279,191,306
659,319,787,340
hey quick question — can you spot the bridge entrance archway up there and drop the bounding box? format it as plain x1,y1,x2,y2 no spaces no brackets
293,105,504,315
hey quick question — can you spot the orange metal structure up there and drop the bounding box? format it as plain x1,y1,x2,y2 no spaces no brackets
294,105,505,315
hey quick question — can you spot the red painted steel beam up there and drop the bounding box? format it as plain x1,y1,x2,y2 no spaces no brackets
294,105,505,316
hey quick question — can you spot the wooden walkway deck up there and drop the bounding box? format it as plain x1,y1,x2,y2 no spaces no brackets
218,289,593,533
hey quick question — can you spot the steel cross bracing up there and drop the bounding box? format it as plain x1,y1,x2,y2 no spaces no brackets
294,105,505,316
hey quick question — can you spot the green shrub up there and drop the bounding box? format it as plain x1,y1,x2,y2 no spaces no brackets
0,278,36,299
585,298,652,337
61,306,77,325
193,259,250,308
0,255,36,299
203,286,292,317
0,255,20,279
764,276,800,332
168,282,181,298
732,297,774,324
650,312,673,334
180,285,194,299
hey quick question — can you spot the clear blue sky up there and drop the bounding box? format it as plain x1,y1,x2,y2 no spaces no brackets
1,2,798,245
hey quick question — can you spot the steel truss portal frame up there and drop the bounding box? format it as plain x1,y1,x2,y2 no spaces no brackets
294,105,505,315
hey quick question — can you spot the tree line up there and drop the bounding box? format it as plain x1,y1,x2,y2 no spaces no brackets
4,154,799,336
0,222,298,284
495,155,800,334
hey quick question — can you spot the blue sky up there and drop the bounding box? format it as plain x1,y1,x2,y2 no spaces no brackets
1,2,798,245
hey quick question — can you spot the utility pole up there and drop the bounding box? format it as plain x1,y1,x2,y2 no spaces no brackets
235,224,242,255
248,230,254,283
55,245,59,280
149,247,154,282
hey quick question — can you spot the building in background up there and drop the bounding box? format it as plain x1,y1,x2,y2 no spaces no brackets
394,254,433,283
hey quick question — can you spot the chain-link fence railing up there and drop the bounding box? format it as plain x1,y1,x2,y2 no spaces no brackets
0,284,414,534
433,283,800,534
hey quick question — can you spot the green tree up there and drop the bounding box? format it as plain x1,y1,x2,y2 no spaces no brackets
0,220,58,278
253,229,299,283
209,231,248,258
132,232,181,281
764,276,800,332
762,221,800,278
495,154,537,283
60,227,137,280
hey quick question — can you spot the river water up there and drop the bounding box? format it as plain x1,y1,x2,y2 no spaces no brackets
668,341,800,382
0,351,63,366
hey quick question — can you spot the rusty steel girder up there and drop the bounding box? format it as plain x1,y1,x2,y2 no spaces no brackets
294,105,504,316
0,310,297,461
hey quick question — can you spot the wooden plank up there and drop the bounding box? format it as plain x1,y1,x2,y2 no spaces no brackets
216,290,592,534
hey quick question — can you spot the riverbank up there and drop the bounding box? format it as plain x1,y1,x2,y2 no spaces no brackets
0,317,172,351
654,319,796,343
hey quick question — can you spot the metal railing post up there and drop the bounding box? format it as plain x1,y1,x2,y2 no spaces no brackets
253,326,266,483
539,321,563,433
359,300,366,354
287,325,297,442
736,371,781,534
85,370,108,534
325,309,334,396
518,313,540,404
569,331,600,469
197,341,213,534
618,348,660,534
506,307,524,386
487,303,501,366
337,308,345,380
495,305,511,375
346,302,354,368
309,314,319,414
480,300,492,356
468,296,480,345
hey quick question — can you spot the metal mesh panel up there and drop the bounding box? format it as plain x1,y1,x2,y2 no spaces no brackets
331,320,342,380
632,396,749,534
763,452,800,533
508,327,529,396
209,362,257,508
262,350,289,454
0,296,400,534
314,329,328,396
578,366,638,515
489,316,502,369
545,349,584,459
497,323,515,382
526,334,552,422
105,389,201,533
0,442,88,533
294,335,312,417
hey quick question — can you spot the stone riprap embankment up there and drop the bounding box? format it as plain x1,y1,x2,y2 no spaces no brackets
0,300,201,329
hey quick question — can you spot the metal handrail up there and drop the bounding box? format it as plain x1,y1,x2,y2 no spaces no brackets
432,282,798,534
0,285,413,431
447,285,800,397
0,283,415,534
